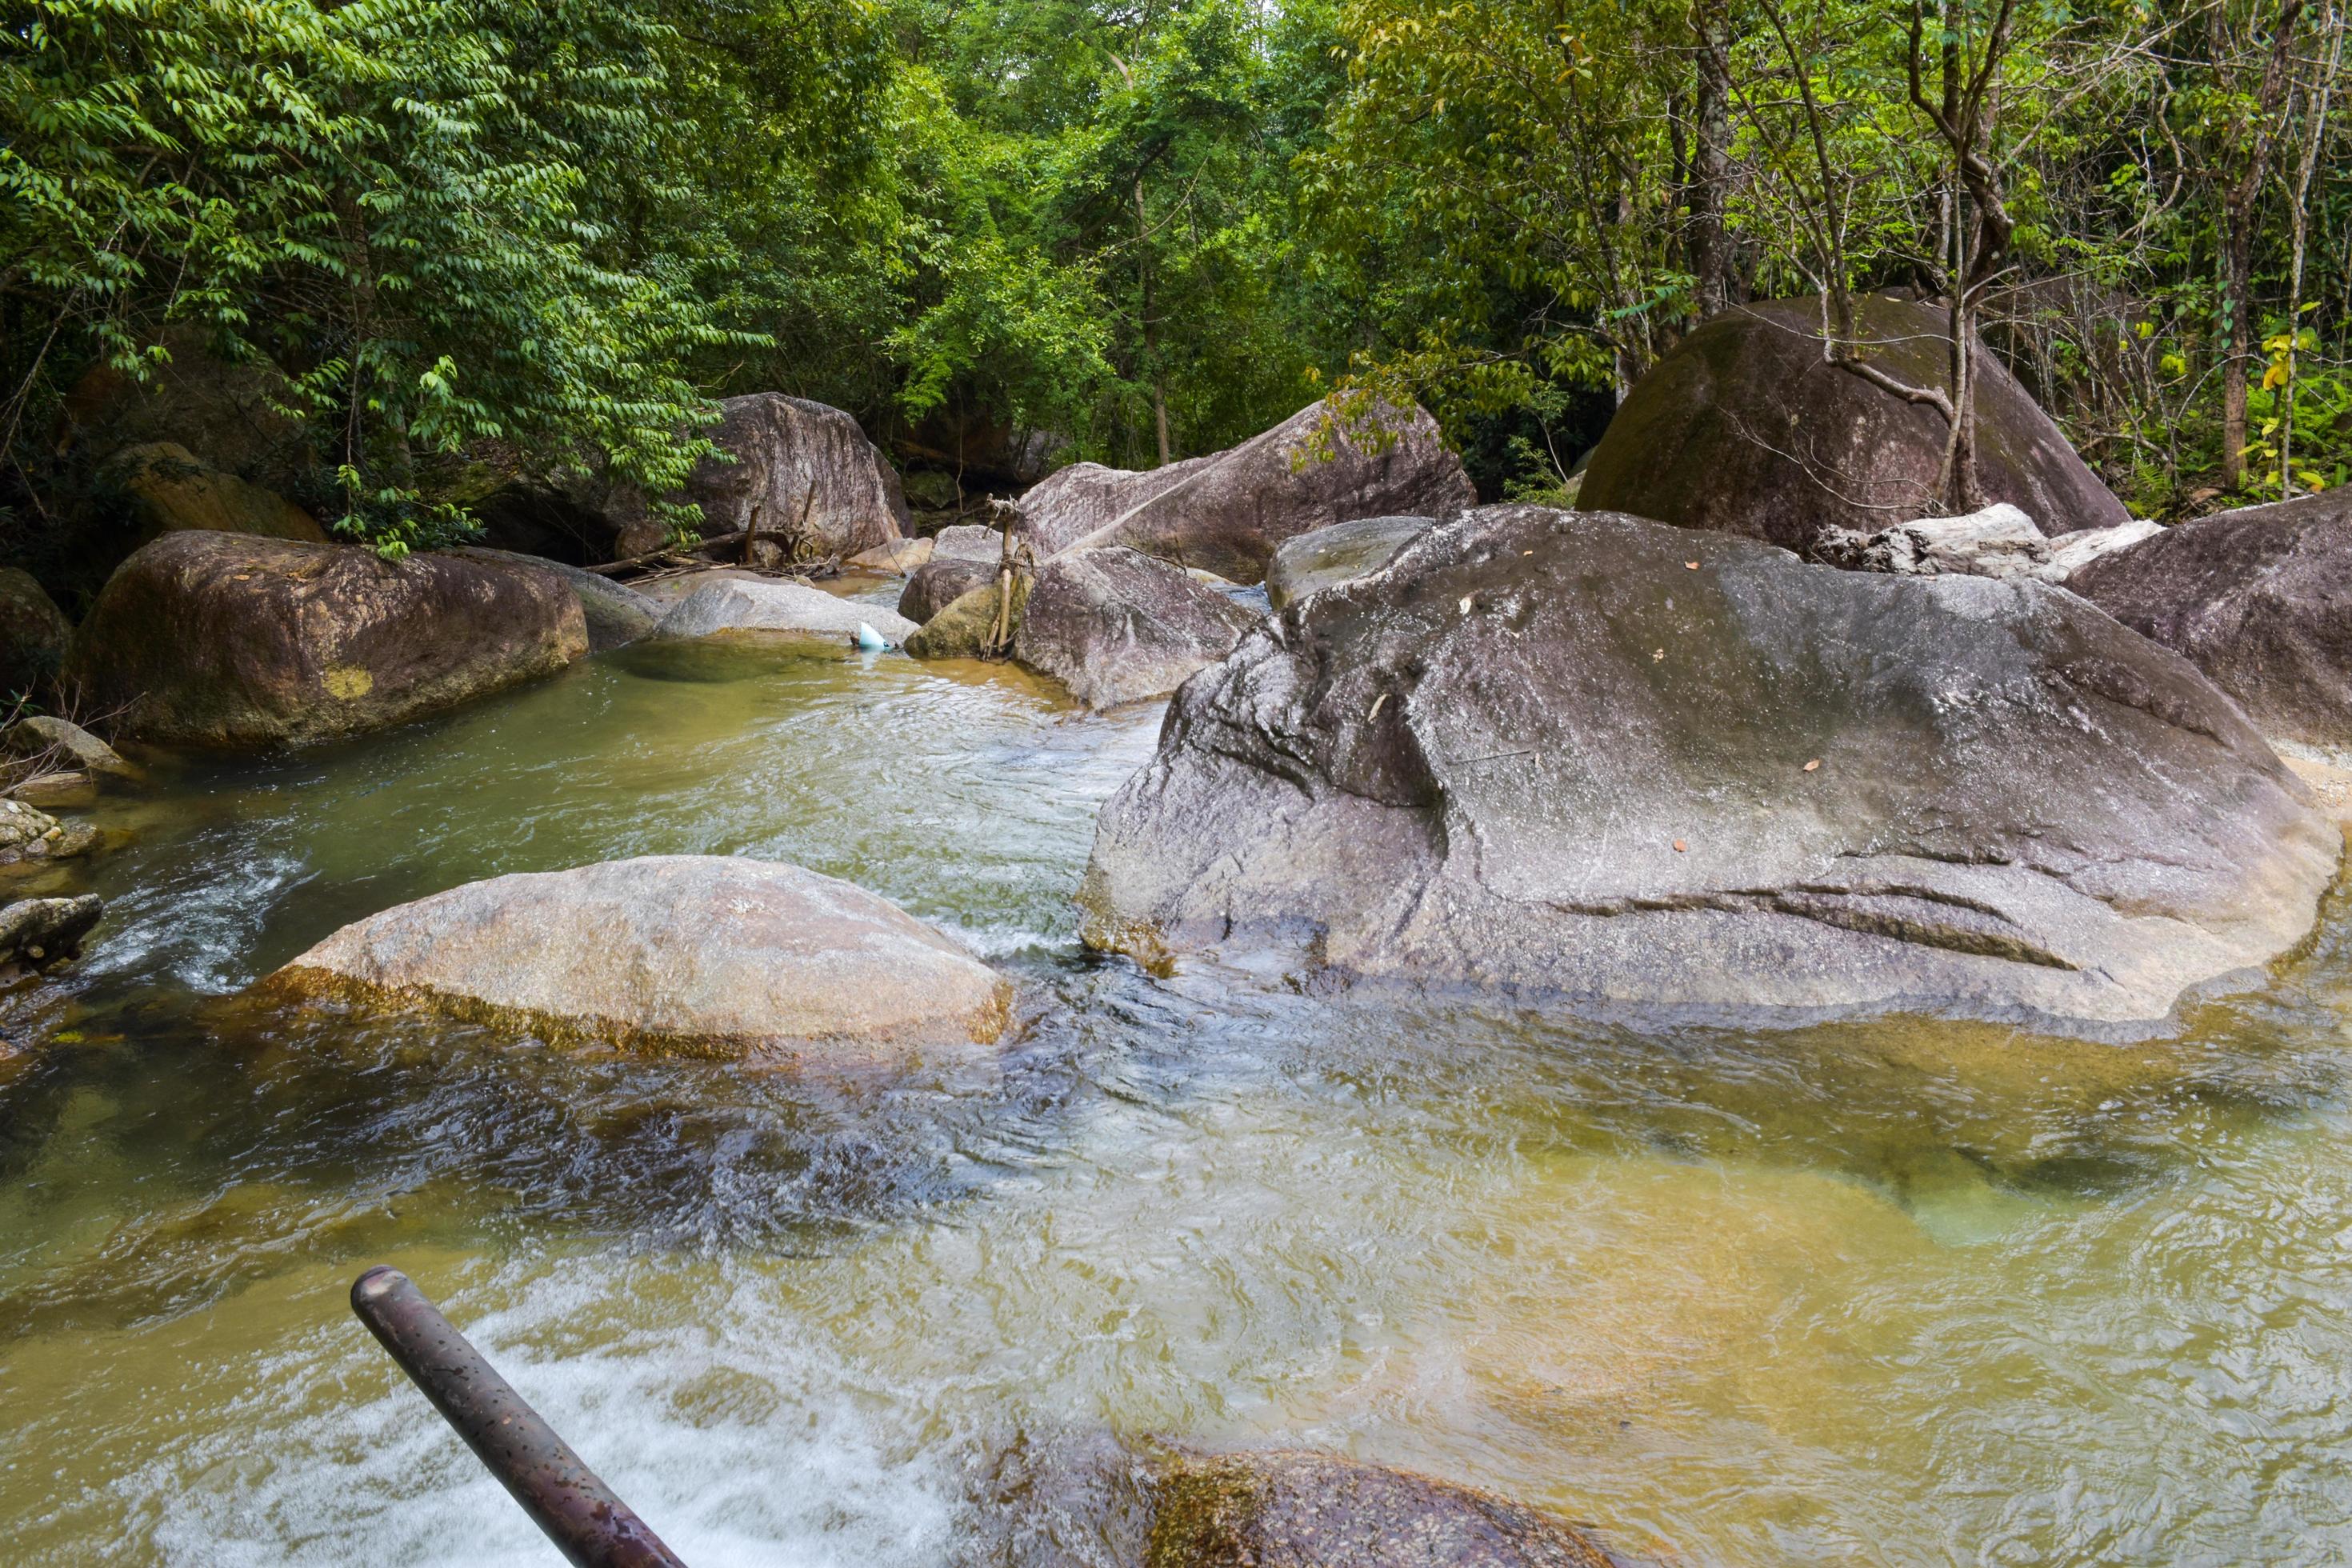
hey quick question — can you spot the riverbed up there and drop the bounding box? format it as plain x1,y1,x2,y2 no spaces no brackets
5,610,2351,1565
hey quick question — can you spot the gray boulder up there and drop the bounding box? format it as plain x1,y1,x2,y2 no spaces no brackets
1024,400,1474,582
262,855,1011,1057
6,716,140,782
899,558,998,625
1014,548,1261,710
679,394,911,562
2042,518,2163,582
458,548,662,652
1080,506,2336,1034
2066,490,2352,749
1266,515,1434,610
930,523,1007,563
1577,295,2131,554
1814,502,2052,579
1147,1450,1615,1568
0,894,103,972
650,578,917,650
0,798,95,866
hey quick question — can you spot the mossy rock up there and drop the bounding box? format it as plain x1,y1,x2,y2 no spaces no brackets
905,575,1029,659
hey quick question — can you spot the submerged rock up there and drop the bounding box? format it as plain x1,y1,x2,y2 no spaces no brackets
0,570,71,698
1013,548,1260,710
900,558,999,625
1265,515,1434,610
2066,490,2352,750
680,394,912,562
649,578,918,650
99,442,330,545
457,548,662,652
1814,502,2052,578
65,534,587,748
0,798,95,866
0,894,102,971
1025,399,1475,582
1146,1450,1615,1568
1577,295,2130,554
1080,506,2336,1032
262,854,1010,1057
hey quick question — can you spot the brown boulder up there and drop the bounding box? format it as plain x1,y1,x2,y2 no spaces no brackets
66,533,587,748
1577,295,2130,554
681,394,911,562
0,569,71,698
1014,548,1260,710
899,558,999,624
1024,400,1475,582
262,854,1011,1058
100,442,329,545
2066,490,2352,748
905,578,1030,661
1147,1450,1615,1568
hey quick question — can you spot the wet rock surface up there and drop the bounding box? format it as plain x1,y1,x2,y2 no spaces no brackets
1080,505,2338,1032
1266,515,1434,610
0,798,95,865
64,534,587,748
1577,296,2131,554
1014,547,1261,710
262,854,1011,1057
1146,1450,1618,1568
649,577,916,650
0,894,103,972
2066,490,2352,750
1024,400,1474,581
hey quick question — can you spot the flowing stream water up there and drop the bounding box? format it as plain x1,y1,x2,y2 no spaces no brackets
5,589,2352,1566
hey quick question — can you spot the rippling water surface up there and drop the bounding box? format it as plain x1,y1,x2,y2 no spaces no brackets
5,603,2352,1566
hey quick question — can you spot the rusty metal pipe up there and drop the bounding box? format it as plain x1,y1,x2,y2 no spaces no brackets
350,1265,689,1568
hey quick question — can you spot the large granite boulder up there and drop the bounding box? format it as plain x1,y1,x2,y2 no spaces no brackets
1266,515,1434,610
1577,295,2131,554
1014,548,1261,710
1147,1451,1614,1568
649,578,917,650
99,442,330,544
899,558,999,625
262,855,1011,1056
457,548,662,652
0,569,71,698
1080,506,2337,1033
680,394,911,562
2067,491,2352,750
1024,400,1475,582
65,534,587,748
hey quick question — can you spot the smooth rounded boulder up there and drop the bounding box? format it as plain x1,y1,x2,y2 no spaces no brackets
1080,506,2338,1034
66,533,586,748
262,855,1012,1057
2066,491,2352,750
1147,1450,1614,1568
1265,514,1432,610
677,394,912,562
1577,295,2130,554
649,578,917,650
0,569,71,697
1014,547,1261,710
458,548,663,652
1025,399,1475,582
899,558,998,624
99,442,330,545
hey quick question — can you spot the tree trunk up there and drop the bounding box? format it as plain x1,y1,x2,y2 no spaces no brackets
1135,176,1171,467
1689,0,1734,319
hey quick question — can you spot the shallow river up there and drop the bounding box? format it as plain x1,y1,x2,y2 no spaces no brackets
5,592,2352,1566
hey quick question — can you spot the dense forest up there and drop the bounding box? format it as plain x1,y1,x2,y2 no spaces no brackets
2,0,2345,562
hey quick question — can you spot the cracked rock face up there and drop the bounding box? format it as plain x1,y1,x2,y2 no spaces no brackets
1078,506,2340,1033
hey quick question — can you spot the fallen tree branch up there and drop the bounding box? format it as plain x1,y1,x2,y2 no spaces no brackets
584,530,751,576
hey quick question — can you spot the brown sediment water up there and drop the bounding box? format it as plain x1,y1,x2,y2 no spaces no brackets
4,616,2351,1565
